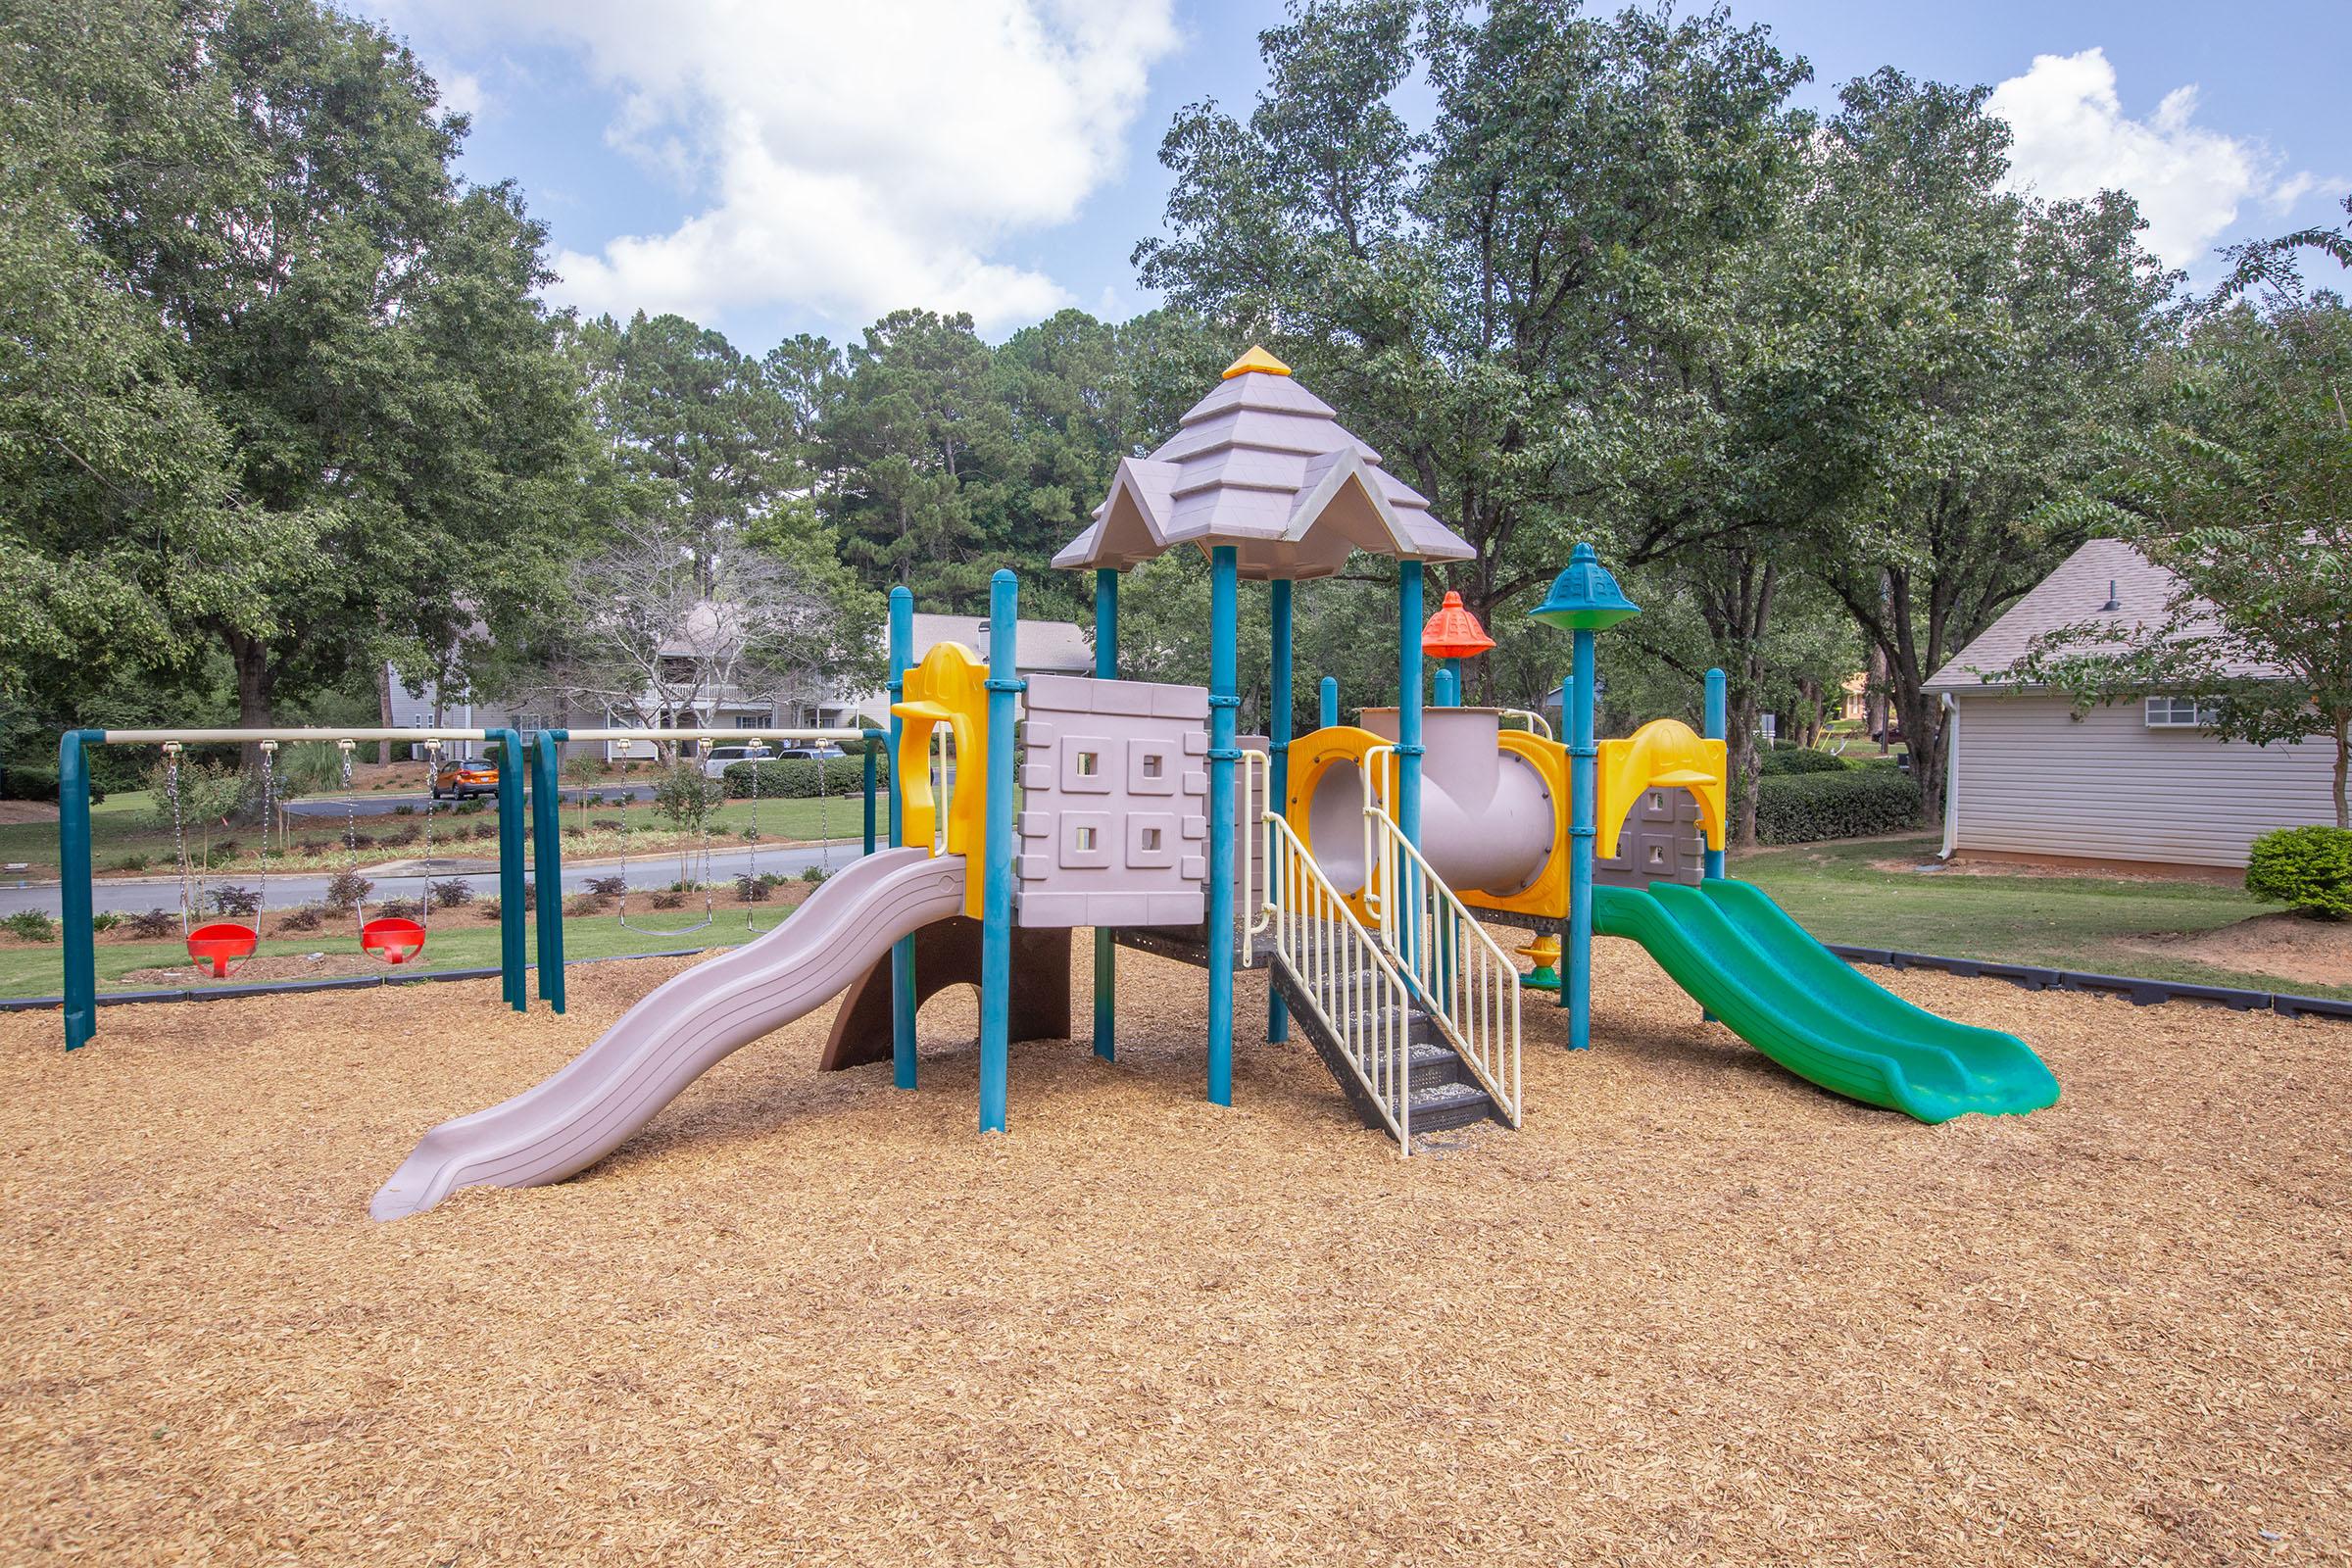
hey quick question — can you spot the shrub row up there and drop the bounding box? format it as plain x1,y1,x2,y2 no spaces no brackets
1753,766,1921,846
2245,825,2351,920
721,754,890,800
1,764,105,805
1756,747,1850,776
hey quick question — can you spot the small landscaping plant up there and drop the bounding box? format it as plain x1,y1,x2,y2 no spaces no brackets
1757,747,1851,776
2244,825,2352,920
127,907,175,939
428,878,473,909
89,911,121,933
375,897,421,921
207,884,262,918
586,875,628,899
4,910,58,942
650,888,686,909
277,905,327,933
324,868,373,911
736,873,772,902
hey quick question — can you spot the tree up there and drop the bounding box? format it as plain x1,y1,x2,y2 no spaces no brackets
1136,0,1815,671
2014,302,2352,826
0,0,587,792
1802,71,2170,825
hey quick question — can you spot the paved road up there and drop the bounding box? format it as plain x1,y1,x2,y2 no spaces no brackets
0,839,875,918
281,783,663,817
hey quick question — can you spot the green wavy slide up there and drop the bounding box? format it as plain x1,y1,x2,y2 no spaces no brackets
1592,878,2060,1122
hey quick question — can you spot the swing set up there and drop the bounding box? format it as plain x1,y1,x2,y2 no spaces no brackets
57,726,530,1051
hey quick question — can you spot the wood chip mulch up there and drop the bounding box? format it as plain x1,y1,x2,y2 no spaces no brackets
2,932,2345,1565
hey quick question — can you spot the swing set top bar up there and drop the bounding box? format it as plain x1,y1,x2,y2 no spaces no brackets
97,727,496,745
553,727,874,743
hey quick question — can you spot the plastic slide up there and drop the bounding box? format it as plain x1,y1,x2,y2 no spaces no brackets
371,848,968,1220
1592,879,2059,1122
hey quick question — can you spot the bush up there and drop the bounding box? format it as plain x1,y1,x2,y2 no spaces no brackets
592,816,624,831
722,753,888,800
736,873,772,903
109,853,151,873
4,910,57,942
477,899,502,922
380,823,420,848
376,897,421,921
563,823,585,839
207,884,261,917
565,893,609,917
277,905,327,933
393,804,415,816
649,888,685,909
324,868,373,912
1757,747,1850,777
2245,825,2352,920
801,864,828,884
3,764,105,804
1754,768,1922,846
586,874,627,899
90,911,121,932
428,878,473,909
128,907,175,939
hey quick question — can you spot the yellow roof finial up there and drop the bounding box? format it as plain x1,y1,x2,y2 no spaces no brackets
1221,344,1291,379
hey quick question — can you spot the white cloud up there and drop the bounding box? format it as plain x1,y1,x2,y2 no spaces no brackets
379,0,1177,332
1988,48,2312,270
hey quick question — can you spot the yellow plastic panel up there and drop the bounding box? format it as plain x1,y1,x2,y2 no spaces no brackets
892,641,990,916
1594,719,1727,861
1470,730,1571,920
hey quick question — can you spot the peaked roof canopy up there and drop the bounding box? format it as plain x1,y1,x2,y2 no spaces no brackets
1052,347,1475,582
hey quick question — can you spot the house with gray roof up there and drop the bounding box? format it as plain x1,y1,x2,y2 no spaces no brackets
1925,537,2336,871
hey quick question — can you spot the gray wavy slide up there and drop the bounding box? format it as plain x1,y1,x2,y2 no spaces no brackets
371,848,968,1221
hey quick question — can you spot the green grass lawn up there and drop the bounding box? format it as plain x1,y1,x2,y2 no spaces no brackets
0,906,776,1002
1736,834,2350,1001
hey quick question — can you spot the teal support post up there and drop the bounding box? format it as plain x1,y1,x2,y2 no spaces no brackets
861,732,880,857
1565,629,1597,1042
1702,667,1728,881
1433,664,1459,707
888,587,917,1090
1319,676,1338,731
59,729,100,1051
978,569,1022,1134
1396,563,1426,974
1205,545,1239,1106
1266,577,1293,1044
1093,568,1119,1062
492,728,527,1013
529,731,568,1012
1396,564,1425,851
1529,543,1642,1047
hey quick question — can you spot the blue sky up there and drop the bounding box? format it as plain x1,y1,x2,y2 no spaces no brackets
371,0,2350,353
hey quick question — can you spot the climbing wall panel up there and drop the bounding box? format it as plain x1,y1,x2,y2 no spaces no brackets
1013,674,1211,928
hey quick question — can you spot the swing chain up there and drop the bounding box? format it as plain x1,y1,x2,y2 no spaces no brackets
338,740,366,927
254,741,274,943
164,742,194,937
418,739,441,932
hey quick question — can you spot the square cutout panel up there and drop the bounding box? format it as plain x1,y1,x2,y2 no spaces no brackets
1126,812,1178,869
1058,811,1113,869
1128,742,1178,796
1059,736,1117,794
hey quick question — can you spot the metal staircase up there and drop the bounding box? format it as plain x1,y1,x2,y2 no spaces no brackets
1240,755,1521,1151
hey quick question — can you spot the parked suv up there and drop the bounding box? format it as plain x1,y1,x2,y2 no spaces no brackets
699,742,774,780
429,756,499,800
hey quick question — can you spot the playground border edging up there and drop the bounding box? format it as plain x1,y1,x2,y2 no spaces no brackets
1825,945,2352,1024
0,948,719,1015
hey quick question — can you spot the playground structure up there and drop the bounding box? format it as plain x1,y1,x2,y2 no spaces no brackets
54,349,2060,1219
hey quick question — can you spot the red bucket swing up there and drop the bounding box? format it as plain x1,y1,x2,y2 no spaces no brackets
168,740,274,979
341,739,434,966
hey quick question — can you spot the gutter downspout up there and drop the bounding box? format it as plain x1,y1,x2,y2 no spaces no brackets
1937,692,1959,861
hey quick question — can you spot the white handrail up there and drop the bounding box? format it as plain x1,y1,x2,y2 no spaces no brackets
1496,708,1553,739
1241,748,1413,1147
1365,805,1522,1127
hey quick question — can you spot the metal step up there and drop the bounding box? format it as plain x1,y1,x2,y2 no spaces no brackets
1267,952,1503,1145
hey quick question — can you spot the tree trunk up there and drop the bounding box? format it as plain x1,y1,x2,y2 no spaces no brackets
2334,713,2349,830
1894,685,1943,830
224,630,275,822
375,658,396,765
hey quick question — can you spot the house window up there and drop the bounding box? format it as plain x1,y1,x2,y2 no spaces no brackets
734,714,769,730
2144,696,2220,728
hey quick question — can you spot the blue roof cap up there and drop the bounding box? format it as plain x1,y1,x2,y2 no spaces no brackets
1528,543,1640,631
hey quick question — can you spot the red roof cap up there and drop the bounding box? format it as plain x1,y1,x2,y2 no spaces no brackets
1421,590,1494,659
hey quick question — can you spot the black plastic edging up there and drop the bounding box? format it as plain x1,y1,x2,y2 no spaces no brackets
1825,944,2352,1024
0,946,720,1014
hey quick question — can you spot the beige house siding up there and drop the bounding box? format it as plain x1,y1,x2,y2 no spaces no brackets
1950,694,2339,868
